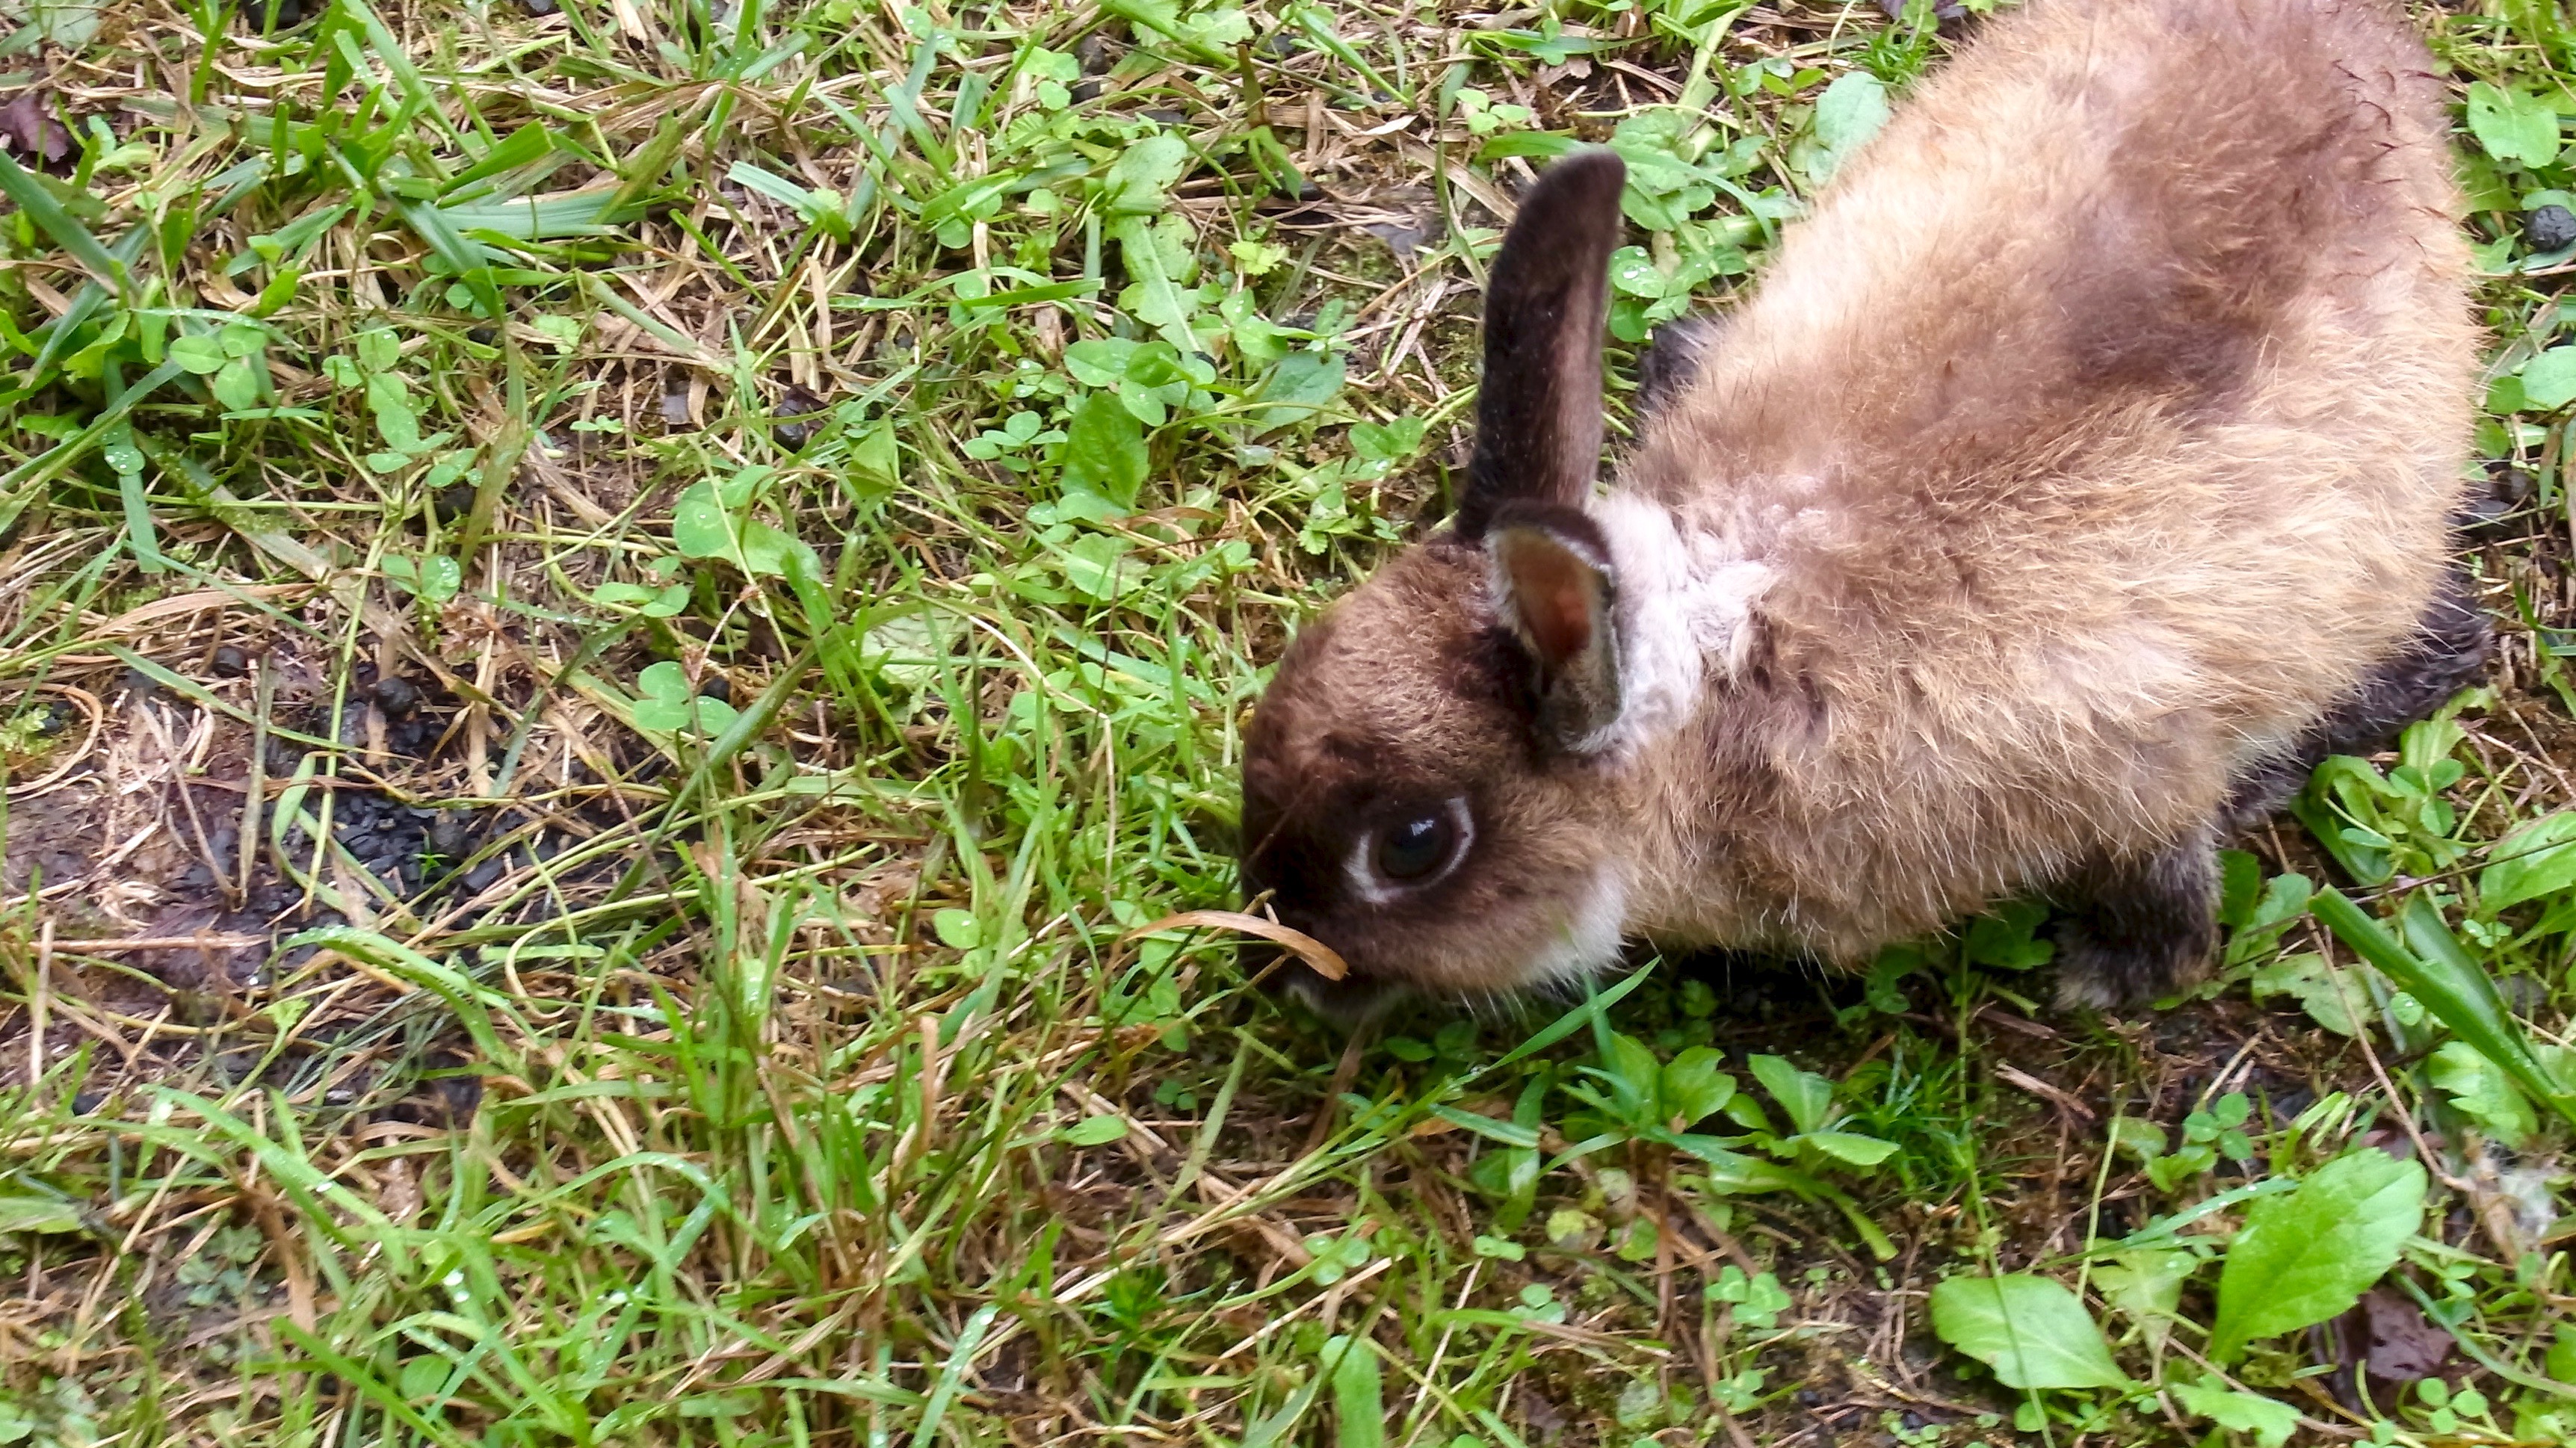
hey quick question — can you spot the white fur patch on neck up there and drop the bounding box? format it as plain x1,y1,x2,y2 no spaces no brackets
1582,493,1773,758
1519,860,1631,989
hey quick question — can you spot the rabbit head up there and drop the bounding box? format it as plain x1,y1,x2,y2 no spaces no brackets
1238,152,1651,1021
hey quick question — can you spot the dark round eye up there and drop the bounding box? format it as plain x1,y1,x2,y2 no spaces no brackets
1374,814,1458,882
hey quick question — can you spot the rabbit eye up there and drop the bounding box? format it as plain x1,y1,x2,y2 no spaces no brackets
1373,809,1461,883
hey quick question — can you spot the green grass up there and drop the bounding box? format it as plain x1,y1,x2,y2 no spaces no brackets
0,0,2575,1443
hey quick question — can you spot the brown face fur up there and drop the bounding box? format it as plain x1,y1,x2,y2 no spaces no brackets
1238,539,1630,1017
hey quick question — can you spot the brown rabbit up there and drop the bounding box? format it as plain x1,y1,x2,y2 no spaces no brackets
1238,0,2488,1021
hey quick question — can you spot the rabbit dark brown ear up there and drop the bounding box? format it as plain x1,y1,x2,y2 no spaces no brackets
1457,149,1627,539
1491,506,1620,751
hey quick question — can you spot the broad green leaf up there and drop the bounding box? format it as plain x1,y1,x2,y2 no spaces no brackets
932,909,982,950
1114,213,1203,350
2107,1116,2169,1162
1060,392,1149,507
1250,351,1345,433
631,660,738,736
1806,72,1891,182
1608,245,1672,299
2430,1039,2536,1147
355,328,401,372
594,581,690,618
365,372,425,454
2466,81,2563,170
2209,1149,2424,1360
2169,1379,2297,1448
1347,416,1427,462
1928,1274,2128,1389
1104,134,1191,214
1061,1115,1128,1146
1659,1047,1736,1124
671,481,738,561
0,1195,84,1234
2482,809,2576,909
1963,898,2054,970
211,356,265,412
739,519,815,580
1597,1030,1663,1123
167,334,228,374
2520,348,2576,412
2217,849,2263,929
2246,953,2363,1036
1747,1053,1832,1136
29,0,101,49
2094,1249,2191,1349
1052,531,1141,603
1798,1130,1897,1166
382,554,461,604
850,418,900,496
1063,338,1142,389
1323,1334,1383,1448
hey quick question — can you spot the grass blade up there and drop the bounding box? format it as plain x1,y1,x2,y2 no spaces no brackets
2311,888,2576,1127
0,151,123,286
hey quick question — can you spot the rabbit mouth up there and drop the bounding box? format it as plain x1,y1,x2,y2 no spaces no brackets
1242,942,1413,1027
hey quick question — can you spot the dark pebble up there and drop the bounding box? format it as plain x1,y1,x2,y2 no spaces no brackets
699,674,732,705
212,645,249,678
2528,203,2576,255
1255,32,1297,57
467,327,498,345
70,1091,102,1115
439,486,477,522
120,667,159,702
434,1073,485,1124
428,812,472,857
2464,466,2533,539
463,858,504,892
372,675,421,717
1069,79,1102,104
1075,33,1115,72
775,384,825,448
1142,108,1187,125
522,0,558,13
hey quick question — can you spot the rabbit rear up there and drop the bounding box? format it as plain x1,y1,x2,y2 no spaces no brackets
1238,0,2484,1021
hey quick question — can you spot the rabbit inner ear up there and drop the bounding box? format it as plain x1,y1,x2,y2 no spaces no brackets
1492,519,1621,752
1458,149,1627,539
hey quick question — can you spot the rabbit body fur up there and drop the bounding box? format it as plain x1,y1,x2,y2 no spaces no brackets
1238,0,2486,1019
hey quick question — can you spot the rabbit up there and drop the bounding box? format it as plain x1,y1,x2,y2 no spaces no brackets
1237,0,2488,1023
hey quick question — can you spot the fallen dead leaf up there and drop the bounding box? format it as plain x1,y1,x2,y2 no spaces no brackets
1121,908,1348,980
0,90,70,165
